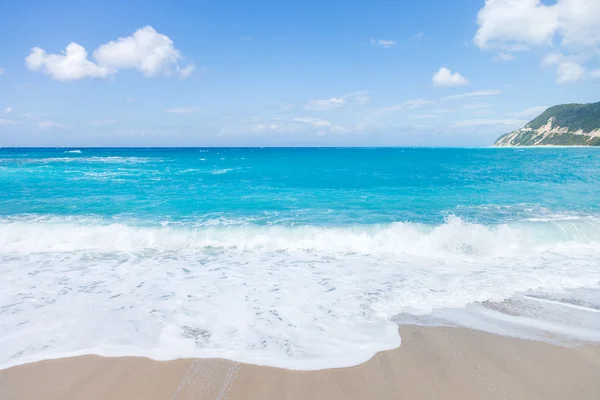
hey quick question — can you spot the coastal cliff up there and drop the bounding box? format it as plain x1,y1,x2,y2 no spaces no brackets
494,102,600,146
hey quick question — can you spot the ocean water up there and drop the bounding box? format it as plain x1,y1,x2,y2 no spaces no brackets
1,147,600,370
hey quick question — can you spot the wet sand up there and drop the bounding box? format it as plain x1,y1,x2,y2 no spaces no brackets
1,325,599,400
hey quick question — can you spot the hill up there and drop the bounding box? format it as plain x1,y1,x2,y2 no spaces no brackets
494,102,600,146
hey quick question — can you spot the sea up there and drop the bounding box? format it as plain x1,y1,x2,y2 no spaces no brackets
1,147,599,370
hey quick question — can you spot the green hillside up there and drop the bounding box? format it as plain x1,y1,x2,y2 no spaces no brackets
494,102,600,146
526,102,600,132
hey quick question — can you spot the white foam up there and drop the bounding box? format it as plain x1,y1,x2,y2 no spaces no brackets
210,168,233,175
0,216,599,370
64,150,82,154
0,156,161,164
398,289,600,345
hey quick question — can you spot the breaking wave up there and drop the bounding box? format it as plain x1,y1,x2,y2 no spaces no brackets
1,215,599,370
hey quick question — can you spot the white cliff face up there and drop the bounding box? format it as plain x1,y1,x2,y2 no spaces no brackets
495,117,600,146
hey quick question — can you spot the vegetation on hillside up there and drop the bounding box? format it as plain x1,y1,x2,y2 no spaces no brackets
526,102,600,132
495,101,600,146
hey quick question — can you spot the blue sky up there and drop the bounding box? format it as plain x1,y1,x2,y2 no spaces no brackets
1,0,599,147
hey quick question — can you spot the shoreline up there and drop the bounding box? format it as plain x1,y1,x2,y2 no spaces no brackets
2,325,599,400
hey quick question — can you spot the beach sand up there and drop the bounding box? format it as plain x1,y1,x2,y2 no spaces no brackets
1,326,599,400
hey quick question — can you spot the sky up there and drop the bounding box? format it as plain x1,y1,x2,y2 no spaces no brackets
0,0,599,147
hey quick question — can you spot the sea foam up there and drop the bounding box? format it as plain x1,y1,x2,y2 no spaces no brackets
1,216,599,370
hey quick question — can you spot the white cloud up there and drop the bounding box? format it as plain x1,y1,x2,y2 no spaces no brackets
26,26,193,81
377,99,434,113
556,61,585,84
432,67,469,87
292,117,359,134
475,0,600,49
541,52,564,66
26,43,110,81
21,113,38,120
93,26,182,76
293,117,333,128
38,120,66,129
251,123,283,132
507,106,548,118
305,97,346,111
0,67,4,75
558,0,600,48
4,107,12,114
453,118,526,127
0,119,17,125
493,52,515,61
591,69,600,78
177,63,196,79
164,106,200,114
442,90,501,101
541,52,587,83
474,0,600,84
346,90,370,105
90,119,118,126
248,117,356,135
474,0,559,49
370,39,396,48
303,91,369,111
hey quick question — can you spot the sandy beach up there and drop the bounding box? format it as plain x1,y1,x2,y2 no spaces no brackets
2,325,599,400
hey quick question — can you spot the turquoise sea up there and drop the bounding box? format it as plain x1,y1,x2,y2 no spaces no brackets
1,148,600,369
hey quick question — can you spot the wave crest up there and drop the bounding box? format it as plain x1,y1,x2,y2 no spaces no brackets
1,216,599,255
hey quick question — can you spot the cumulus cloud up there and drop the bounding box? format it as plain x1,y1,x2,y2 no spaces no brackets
493,52,515,61
94,26,182,76
26,43,110,81
38,120,66,129
474,0,600,84
474,0,558,48
432,67,469,87
591,69,600,78
25,26,194,81
543,53,586,83
0,119,17,125
556,61,585,84
370,39,396,48
442,90,501,101
4,107,12,114
305,97,346,111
